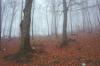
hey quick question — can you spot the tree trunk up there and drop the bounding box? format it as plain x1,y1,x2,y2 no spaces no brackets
21,0,23,20
9,8,16,39
51,0,58,37
85,1,92,33
81,2,86,32
31,0,35,43
97,0,100,15
46,7,50,36
60,0,68,47
70,7,73,35
20,0,33,53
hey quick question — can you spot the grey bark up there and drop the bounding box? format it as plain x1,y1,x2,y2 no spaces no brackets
31,0,35,38
81,2,86,32
62,0,68,46
46,7,50,36
9,1,17,39
70,7,73,35
85,1,92,33
51,0,58,37
20,0,33,52
97,0,100,15
60,0,71,47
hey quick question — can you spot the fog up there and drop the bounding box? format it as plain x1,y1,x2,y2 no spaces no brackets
1,0,100,37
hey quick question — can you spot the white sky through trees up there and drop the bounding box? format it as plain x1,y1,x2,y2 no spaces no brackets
1,0,99,37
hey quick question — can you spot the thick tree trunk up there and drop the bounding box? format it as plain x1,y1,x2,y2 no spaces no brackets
4,0,34,61
61,0,68,47
20,0,33,53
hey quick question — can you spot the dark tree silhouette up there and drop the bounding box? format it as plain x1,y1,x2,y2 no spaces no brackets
20,0,33,53
60,0,71,47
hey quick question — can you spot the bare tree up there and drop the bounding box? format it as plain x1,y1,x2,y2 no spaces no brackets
31,0,35,38
9,0,17,39
97,0,100,15
21,0,23,20
85,1,92,33
2,0,8,38
81,1,86,32
20,0,33,53
70,7,73,35
51,0,58,37
96,0,100,30
46,7,50,36
60,0,71,47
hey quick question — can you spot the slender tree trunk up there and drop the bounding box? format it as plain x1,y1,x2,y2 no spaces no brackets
31,0,35,43
54,8,58,37
96,0,100,30
51,19,53,35
46,7,50,36
85,1,92,33
9,8,16,39
31,0,34,37
54,18,58,37
20,0,33,53
70,7,73,35
31,12,34,38
51,0,58,37
21,0,23,20
81,3,86,32
97,0,100,15
8,1,17,39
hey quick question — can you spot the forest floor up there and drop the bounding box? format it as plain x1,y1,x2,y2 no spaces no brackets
0,32,100,66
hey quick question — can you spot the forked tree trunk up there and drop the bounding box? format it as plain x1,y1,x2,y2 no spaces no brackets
20,0,33,53
60,0,71,47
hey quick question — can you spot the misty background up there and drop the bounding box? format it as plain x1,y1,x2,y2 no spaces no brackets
1,0,100,37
